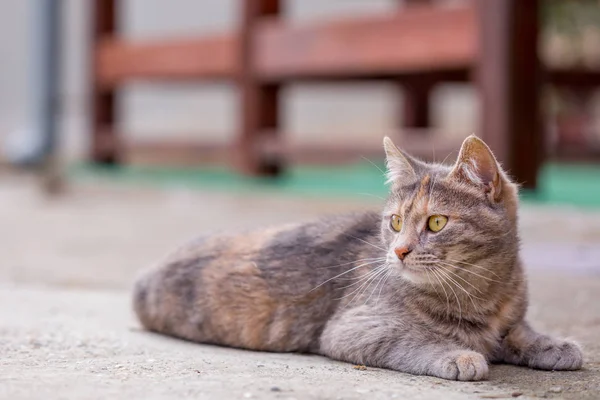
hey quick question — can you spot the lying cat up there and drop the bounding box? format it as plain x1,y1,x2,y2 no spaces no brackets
133,136,583,381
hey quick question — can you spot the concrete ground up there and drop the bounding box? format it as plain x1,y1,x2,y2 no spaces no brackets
1,177,599,400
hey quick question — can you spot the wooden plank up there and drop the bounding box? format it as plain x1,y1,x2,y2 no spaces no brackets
122,130,458,167
476,0,541,189
548,69,600,88
96,36,470,86
237,0,282,176
94,5,476,86
91,0,119,164
399,0,433,129
256,4,477,81
402,77,433,128
96,35,237,86
259,132,458,164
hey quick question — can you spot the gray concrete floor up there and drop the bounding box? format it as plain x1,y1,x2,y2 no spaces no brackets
1,177,599,399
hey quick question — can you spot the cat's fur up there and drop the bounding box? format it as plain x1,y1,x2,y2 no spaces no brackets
133,136,583,381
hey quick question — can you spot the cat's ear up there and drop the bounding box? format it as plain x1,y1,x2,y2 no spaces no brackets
383,137,420,185
449,135,503,201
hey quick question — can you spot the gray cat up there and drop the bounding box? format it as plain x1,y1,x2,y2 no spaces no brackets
133,136,583,381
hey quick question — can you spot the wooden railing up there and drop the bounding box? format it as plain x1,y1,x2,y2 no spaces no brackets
90,0,559,188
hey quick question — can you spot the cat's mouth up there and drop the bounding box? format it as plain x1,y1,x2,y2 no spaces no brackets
402,262,435,273
387,253,440,281
395,261,438,282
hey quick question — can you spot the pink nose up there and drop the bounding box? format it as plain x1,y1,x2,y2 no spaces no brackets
394,246,412,260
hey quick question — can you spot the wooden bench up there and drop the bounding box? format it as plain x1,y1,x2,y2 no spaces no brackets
91,1,543,187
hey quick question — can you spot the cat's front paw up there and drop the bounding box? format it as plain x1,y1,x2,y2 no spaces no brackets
432,350,489,381
528,338,583,371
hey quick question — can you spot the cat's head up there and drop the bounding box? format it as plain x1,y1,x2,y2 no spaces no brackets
380,136,520,287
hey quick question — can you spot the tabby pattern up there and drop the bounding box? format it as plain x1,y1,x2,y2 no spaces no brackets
133,136,583,380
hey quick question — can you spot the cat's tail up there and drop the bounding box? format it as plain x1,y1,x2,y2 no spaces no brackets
132,268,159,332
132,258,208,342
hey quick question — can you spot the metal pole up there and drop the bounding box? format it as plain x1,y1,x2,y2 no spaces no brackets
33,0,63,193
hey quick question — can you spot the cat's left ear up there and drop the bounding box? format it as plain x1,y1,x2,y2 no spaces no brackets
449,135,504,202
383,136,424,185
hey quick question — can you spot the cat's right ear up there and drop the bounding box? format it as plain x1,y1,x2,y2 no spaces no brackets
383,137,419,185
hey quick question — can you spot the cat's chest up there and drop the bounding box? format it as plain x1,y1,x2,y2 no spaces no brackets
455,296,523,355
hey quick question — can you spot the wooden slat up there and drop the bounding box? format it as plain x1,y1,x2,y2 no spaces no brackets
96,35,237,86
255,5,477,81
237,0,282,176
401,77,434,128
548,69,600,87
94,5,476,87
126,139,231,166
477,0,541,189
106,129,459,167
257,132,458,164
91,0,119,163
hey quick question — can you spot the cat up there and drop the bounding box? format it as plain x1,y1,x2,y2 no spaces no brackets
133,135,583,381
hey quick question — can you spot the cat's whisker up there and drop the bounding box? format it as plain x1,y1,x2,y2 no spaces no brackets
424,268,443,303
434,269,463,328
429,151,454,197
339,264,389,306
356,266,391,307
375,269,393,306
434,264,484,295
435,267,477,299
344,234,386,252
361,155,387,177
445,258,502,279
333,258,386,282
335,263,388,293
337,265,389,290
437,269,482,315
430,269,450,316
365,265,392,306
317,257,386,270
435,267,480,317
310,260,385,292
440,260,503,283
355,192,386,201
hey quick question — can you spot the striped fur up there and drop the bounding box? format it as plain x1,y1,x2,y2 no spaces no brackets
133,136,582,380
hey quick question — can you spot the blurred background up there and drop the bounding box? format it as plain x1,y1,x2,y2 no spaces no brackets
1,2,600,398
2,1,600,196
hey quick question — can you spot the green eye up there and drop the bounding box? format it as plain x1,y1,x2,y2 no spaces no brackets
390,214,402,232
428,215,448,232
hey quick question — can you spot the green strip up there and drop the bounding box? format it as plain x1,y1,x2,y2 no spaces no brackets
69,161,600,208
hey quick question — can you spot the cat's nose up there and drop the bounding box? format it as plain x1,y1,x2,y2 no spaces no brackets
394,246,412,260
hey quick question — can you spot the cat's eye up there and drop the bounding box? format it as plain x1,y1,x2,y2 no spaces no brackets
390,214,403,232
428,215,448,232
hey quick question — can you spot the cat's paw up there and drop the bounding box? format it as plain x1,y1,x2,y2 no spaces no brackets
528,338,583,371
432,350,489,381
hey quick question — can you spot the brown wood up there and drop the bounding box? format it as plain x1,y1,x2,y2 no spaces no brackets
477,0,541,189
399,1,433,130
402,77,433,128
84,0,582,187
91,0,118,164
95,35,237,87
255,4,476,81
238,0,282,175
122,129,458,167
548,69,600,88
97,29,471,84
